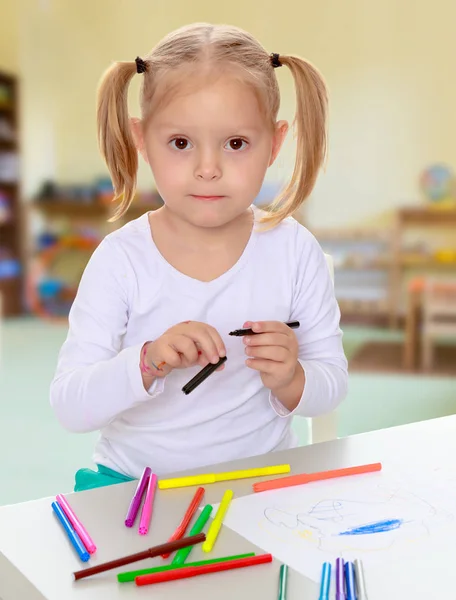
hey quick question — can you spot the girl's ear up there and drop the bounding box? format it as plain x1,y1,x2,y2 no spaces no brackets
269,120,289,166
130,118,149,163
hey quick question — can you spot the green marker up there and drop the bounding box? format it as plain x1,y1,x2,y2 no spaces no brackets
278,564,289,600
172,504,213,566
117,552,256,582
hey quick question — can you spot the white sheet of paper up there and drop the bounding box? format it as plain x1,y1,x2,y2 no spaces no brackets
218,462,456,583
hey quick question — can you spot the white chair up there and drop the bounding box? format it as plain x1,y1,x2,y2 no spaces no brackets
301,253,339,444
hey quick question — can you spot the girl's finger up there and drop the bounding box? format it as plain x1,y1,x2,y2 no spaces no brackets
167,334,199,365
250,321,291,334
185,326,225,364
158,345,185,369
245,345,289,362
243,332,290,348
245,358,279,374
205,324,226,359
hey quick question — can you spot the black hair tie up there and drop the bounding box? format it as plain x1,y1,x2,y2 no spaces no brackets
135,57,147,74
270,53,282,68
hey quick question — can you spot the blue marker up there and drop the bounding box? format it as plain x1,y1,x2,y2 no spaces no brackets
344,561,356,600
318,562,331,600
52,501,90,562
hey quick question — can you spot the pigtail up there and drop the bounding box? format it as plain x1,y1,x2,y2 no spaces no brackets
261,55,328,228
96,61,139,221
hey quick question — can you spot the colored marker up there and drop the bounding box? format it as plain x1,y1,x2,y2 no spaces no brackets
182,356,227,395
159,464,291,490
278,564,289,600
253,463,382,493
203,489,233,552
56,494,96,554
125,466,151,527
336,558,346,600
51,501,90,562
135,553,273,586
162,487,205,558
229,321,300,336
139,472,157,535
345,561,356,600
117,552,255,582
318,562,331,600
73,533,206,580
172,504,213,565
354,559,369,600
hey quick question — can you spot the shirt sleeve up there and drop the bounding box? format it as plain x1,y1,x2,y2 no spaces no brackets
50,237,165,433
269,223,348,418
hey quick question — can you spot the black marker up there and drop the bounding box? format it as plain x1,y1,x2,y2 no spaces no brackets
229,320,300,337
182,356,227,395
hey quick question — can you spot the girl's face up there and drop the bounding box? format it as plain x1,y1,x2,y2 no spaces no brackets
133,73,288,229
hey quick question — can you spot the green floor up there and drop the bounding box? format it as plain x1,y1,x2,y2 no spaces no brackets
1,318,455,506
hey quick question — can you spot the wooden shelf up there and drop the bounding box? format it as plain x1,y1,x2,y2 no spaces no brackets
400,257,456,268
0,140,18,150
0,71,21,317
33,200,109,218
389,205,456,327
0,105,14,116
0,276,22,316
32,199,162,218
337,258,392,270
313,227,391,242
398,206,456,225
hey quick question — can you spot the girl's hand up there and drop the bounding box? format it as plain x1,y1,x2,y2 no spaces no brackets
141,321,226,379
243,321,302,393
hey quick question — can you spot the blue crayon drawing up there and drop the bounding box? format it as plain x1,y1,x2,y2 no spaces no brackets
338,518,404,536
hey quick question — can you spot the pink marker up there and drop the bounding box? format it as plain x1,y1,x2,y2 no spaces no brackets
56,494,97,554
139,473,158,535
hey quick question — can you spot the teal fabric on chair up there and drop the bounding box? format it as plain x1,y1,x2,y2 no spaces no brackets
74,464,135,492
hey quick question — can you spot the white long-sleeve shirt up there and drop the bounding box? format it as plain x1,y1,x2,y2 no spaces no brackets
50,210,348,478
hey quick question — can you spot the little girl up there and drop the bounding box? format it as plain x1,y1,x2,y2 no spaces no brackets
50,23,348,491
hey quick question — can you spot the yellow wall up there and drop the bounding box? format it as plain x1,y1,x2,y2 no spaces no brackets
4,0,456,227
0,2,19,73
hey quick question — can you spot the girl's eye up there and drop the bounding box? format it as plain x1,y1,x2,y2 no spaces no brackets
170,137,193,150
225,138,248,151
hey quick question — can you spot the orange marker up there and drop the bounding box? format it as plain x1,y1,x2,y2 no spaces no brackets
253,462,382,493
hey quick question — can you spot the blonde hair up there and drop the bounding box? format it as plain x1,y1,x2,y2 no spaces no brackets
97,23,328,227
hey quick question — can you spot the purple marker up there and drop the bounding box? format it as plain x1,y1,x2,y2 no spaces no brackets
124,467,151,527
336,557,346,600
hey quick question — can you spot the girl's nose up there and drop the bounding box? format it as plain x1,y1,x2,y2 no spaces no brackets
194,150,222,181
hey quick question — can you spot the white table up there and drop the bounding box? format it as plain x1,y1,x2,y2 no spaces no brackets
1,416,456,599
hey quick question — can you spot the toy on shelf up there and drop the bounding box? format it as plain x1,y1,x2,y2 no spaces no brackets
419,163,456,208
0,248,21,280
27,233,99,322
0,191,12,224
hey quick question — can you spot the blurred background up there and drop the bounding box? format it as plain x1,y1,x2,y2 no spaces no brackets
1,0,455,505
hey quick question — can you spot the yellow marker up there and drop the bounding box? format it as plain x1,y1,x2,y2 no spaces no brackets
158,465,291,490
202,489,233,553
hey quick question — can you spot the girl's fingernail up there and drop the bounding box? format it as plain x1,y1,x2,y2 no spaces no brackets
244,337,251,344
198,350,202,355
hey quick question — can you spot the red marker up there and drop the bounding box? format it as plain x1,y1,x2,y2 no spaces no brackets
136,553,273,586
161,487,205,558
